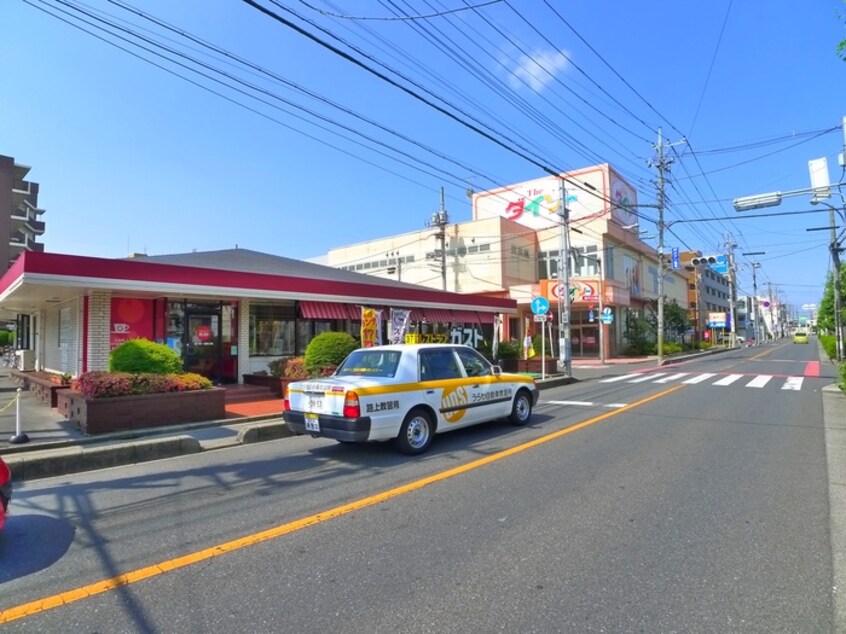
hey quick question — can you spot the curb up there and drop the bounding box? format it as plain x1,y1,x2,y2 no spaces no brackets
5,435,203,482
823,383,846,632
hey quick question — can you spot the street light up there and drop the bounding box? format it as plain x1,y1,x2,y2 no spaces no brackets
733,191,783,211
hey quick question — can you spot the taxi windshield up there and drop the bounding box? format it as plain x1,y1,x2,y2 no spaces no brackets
336,350,402,378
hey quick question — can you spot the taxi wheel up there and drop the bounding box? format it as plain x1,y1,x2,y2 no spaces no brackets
396,409,434,455
508,389,533,426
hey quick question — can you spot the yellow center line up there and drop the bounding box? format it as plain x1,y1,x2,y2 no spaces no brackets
0,384,684,624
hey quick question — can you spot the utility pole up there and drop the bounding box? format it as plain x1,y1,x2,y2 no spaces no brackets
558,178,572,377
751,262,761,344
726,235,738,346
767,282,776,339
428,188,449,291
830,205,844,359
652,128,671,366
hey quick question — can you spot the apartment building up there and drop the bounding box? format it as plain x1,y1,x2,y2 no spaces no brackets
0,155,45,273
681,250,731,340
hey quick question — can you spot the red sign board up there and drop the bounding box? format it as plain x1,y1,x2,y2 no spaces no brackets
196,325,212,342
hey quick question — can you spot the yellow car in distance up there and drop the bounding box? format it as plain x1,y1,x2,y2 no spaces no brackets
793,331,809,344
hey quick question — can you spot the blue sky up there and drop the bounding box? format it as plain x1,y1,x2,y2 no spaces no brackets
3,0,846,315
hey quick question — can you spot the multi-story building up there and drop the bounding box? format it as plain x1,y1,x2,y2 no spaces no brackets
0,155,45,273
681,250,731,341
328,164,690,360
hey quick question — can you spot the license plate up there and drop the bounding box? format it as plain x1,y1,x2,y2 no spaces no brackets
304,413,320,433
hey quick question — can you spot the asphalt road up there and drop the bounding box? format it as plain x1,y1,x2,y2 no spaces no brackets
0,341,837,632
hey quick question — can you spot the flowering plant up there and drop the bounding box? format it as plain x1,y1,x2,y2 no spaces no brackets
71,371,212,399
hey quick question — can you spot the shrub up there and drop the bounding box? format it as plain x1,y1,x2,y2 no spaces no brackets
495,340,521,360
283,357,309,380
840,360,846,392
71,371,212,399
109,339,183,374
819,334,836,361
663,342,682,355
0,330,12,347
268,358,289,377
304,331,358,375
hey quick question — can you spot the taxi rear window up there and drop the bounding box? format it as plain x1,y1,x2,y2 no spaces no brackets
336,350,402,377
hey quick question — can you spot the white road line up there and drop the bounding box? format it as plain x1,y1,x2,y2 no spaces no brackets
713,374,744,386
628,373,666,383
654,372,689,383
546,400,627,408
746,375,772,388
683,373,717,384
781,377,804,391
599,373,643,383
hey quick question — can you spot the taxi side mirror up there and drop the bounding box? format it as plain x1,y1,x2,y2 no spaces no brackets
491,365,502,376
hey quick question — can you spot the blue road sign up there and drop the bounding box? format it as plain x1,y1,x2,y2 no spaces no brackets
671,247,680,270
712,255,729,275
531,297,550,315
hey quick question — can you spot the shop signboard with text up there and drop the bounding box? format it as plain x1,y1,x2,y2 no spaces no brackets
110,297,154,350
541,279,603,304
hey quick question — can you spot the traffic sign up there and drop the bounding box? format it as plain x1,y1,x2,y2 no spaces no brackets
533,314,548,322
671,247,680,270
601,313,613,324
531,297,550,315
712,255,729,275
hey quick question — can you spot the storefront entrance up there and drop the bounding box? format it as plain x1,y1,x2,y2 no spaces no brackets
165,301,239,384
571,325,600,358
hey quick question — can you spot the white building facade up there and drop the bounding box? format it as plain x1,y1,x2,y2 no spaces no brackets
328,164,690,360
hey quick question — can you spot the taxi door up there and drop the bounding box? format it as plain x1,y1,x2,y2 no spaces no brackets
418,348,482,429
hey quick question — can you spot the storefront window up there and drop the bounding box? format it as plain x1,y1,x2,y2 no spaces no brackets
250,304,295,356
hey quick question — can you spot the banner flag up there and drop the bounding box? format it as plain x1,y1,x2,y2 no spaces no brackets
361,307,383,347
390,309,411,344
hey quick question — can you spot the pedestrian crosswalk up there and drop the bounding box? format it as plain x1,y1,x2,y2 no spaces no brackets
600,372,806,391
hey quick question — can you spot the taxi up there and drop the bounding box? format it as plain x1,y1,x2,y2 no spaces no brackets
793,331,809,344
283,343,539,455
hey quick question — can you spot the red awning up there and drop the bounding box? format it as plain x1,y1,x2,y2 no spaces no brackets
298,301,357,320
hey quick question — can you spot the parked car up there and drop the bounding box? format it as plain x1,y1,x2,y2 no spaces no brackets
283,343,539,455
793,331,809,344
0,456,11,533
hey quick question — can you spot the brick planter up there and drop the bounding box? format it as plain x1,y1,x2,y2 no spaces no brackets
57,388,226,434
498,358,557,373
243,374,295,397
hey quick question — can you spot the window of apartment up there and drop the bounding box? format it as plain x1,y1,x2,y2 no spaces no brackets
604,246,615,281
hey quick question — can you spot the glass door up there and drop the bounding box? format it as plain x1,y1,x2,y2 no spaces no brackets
184,311,220,382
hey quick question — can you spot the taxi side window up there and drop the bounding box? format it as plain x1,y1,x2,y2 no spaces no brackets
455,347,491,377
420,349,463,381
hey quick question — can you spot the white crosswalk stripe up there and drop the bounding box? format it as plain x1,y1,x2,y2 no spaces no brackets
597,371,809,391
746,375,772,388
628,373,665,383
712,374,744,386
781,377,804,390
654,372,689,383
599,373,643,383
683,373,717,384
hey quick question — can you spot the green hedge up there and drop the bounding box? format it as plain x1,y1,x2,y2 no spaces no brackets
819,334,836,361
